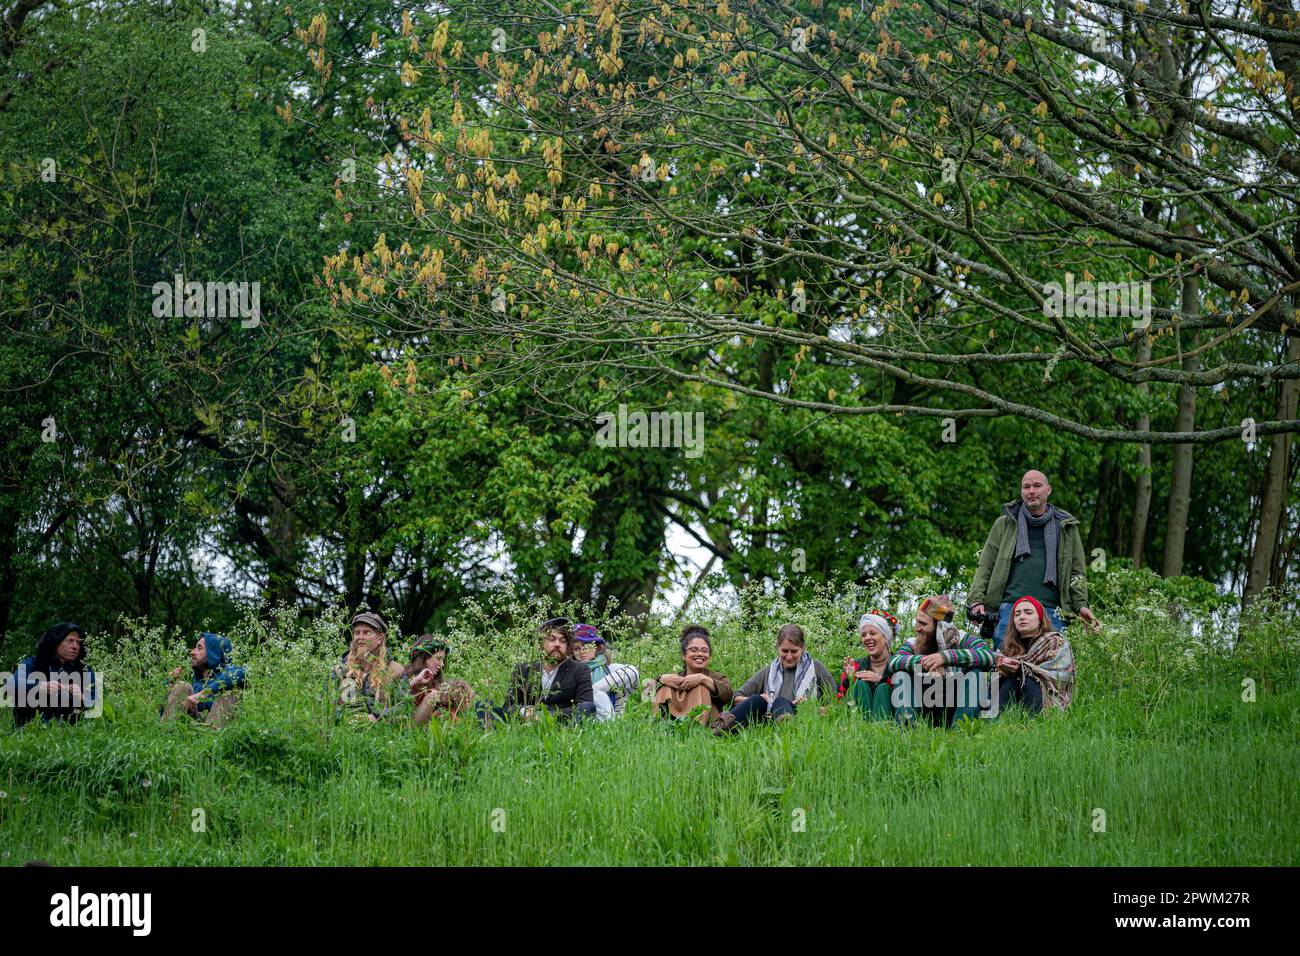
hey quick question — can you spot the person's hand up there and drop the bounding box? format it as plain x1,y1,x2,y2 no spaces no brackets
760,692,774,704
410,668,434,691
921,653,946,673
1078,607,1100,633
970,603,985,617
733,694,747,706
679,673,701,691
793,696,807,706
661,674,682,690
368,713,380,722
842,655,857,674
169,665,184,681
860,668,883,684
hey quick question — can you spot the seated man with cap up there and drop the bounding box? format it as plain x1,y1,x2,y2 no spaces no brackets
499,617,596,723
329,611,407,723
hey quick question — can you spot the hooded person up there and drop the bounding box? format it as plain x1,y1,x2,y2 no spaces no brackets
161,631,246,728
572,623,639,722
888,594,995,726
8,622,98,728
330,611,407,723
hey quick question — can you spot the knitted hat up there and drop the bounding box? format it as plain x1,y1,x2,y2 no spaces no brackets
349,611,388,634
1011,595,1046,625
857,608,897,645
917,594,954,622
573,623,604,644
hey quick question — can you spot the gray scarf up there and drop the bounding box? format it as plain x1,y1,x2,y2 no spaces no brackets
1013,502,1059,588
764,652,819,702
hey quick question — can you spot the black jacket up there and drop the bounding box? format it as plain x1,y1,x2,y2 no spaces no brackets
14,622,95,728
504,657,593,718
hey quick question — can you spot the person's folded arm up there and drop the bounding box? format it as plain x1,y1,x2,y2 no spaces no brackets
887,640,918,674
736,668,766,698
950,636,996,670
710,673,734,706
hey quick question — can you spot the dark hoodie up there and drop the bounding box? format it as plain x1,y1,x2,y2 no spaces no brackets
167,632,246,717
10,622,97,728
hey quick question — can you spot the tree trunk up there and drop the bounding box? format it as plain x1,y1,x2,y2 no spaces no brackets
266,479,299,609
1088,453,1113,554
1162,238,1201,577
1130,339,1153,568
1245,332,1300,605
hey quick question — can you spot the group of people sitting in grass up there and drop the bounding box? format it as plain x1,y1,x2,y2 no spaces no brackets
4,470,1091,732
4,592,1076,733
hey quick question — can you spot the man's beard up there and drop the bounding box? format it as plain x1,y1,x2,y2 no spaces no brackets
915,628,937,654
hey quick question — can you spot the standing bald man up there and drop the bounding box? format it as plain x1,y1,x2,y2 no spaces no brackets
968,470,1099,648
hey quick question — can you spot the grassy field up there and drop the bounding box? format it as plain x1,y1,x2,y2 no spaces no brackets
2,578,1298,866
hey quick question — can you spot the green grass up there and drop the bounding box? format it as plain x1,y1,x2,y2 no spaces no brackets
2,579,1298,865
1,681,1296,866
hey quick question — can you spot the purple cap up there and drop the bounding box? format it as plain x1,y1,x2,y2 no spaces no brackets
573,623,604,644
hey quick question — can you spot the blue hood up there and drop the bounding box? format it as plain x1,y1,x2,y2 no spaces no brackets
199,632,233,673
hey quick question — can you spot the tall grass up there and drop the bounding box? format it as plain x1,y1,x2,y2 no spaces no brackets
1,573,1297,865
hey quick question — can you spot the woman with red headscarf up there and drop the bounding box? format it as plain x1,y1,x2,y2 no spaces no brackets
993,596,1076,714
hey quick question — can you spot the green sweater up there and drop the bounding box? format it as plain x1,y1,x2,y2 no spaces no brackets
968,501,1090,616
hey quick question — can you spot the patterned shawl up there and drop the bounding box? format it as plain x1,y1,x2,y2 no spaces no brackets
1015,631,1075,710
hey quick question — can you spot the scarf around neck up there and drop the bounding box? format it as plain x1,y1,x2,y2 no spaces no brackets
764,651,818,702
1012,501,1060,588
